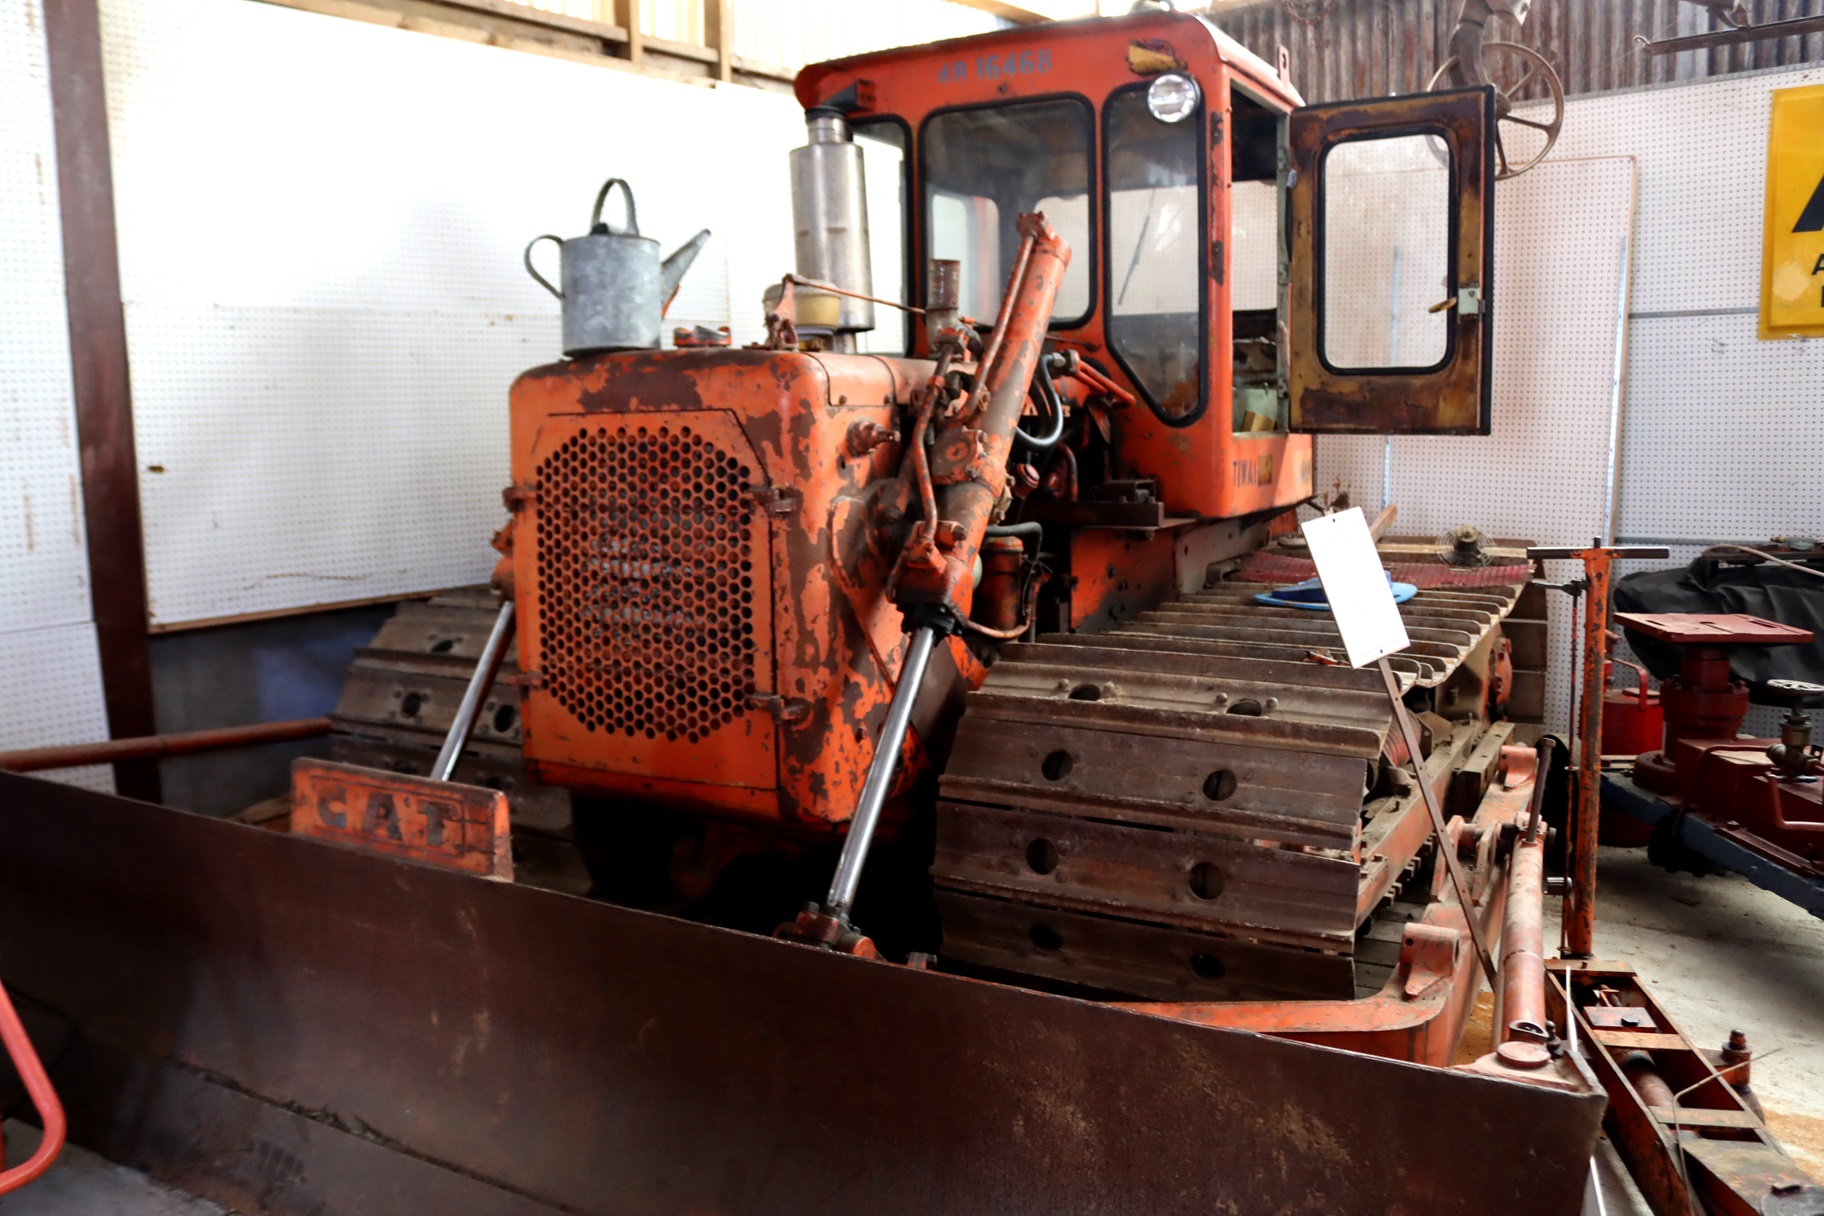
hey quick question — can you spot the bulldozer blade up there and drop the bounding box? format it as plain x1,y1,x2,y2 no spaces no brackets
0,772,1605,1215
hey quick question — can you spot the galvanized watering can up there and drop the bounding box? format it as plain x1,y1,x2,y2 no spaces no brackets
524,178,711,356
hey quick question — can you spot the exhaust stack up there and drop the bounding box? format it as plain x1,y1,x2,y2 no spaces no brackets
789,108,874,352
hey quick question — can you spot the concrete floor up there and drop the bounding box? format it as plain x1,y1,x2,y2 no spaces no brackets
1548,844,1824,1179
0,1123,228,1215
0,842,1817,1214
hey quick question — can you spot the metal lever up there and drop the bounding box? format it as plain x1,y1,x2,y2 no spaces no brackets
431,600,516,784
1377,657,1499,990
823,626,937,921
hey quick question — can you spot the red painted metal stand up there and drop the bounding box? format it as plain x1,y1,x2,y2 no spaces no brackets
1619,613,1815,796
1529,544,1669,958
0,978,63,1193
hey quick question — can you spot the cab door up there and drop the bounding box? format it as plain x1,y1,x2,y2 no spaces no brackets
1285,87,1495,434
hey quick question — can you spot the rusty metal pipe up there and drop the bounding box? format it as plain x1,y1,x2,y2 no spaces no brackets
1499,829,1549,1046
897,215,1068,617
0,717,333,774
1620,1052,1697,1139
1568,550,1612,958
1523,737,1555,840
971,231,1037,385
0,979,63,1194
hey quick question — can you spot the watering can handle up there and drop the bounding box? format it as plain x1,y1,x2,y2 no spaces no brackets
590,177,639,236
523,234,563,300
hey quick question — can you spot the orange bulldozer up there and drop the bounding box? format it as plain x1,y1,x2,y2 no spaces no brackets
3,9,1723,1214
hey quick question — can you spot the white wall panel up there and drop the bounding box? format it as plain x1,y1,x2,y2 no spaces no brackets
99,0,806,626
1,0,94,636
0,625,115,793
1512,67,1824,546
1,0,114,783
1523,66,1824,317
1620,310,1824,541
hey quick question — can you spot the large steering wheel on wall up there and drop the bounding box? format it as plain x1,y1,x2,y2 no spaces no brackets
1427,41,1565,179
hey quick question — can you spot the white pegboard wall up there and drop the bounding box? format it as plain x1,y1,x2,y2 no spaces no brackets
1316,157,1638,541
126,303,549,625
1,0,113,773
1518,65,1824,317
1,0,96,638
98,0,809,625
1620,311,1824,541
1508,66,1824,551
1383,158,1636,547
0,624,115,794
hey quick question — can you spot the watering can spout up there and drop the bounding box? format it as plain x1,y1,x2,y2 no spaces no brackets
661,229,713,307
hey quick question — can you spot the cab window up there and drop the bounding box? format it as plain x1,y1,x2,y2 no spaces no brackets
1105,86,1204,423
921,99,1093,325
1231,86,1284,433
854,121,909,355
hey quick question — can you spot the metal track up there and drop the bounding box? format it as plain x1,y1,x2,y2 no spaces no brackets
933,574,1531,1002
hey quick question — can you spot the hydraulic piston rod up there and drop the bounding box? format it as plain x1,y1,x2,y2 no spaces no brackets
824,625,936,920
431,599,516,783
796,214,1069,945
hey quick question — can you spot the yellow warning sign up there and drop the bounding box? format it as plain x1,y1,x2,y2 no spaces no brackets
1761,83,1824,339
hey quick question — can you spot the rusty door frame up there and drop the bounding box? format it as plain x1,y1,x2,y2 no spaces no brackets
1287,85,1497,435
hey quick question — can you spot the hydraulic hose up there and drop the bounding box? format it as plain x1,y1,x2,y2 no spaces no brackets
1013,359,1066,451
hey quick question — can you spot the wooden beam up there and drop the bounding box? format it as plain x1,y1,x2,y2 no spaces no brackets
432,0,628,42
615,0,643,66
42,0,162,801
704,0,732,83
730,53,795,84
643,33,716,65
940,0,1053,22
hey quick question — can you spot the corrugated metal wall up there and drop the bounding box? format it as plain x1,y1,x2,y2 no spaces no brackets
1211,0,1824,103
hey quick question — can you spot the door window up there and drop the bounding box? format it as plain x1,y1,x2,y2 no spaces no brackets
1105,86,1204,422
1320,134,1453,371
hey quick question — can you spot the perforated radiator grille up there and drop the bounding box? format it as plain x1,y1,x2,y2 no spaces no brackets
534,421,758,742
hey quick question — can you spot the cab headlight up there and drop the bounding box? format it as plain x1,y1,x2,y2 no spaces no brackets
1147,72,1201,124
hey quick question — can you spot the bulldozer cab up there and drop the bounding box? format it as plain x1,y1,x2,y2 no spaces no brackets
797,10,1495,520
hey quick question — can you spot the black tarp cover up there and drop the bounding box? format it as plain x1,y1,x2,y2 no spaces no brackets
1615,560,1824,704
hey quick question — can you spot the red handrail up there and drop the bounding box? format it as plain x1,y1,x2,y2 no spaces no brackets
0,979,64,1193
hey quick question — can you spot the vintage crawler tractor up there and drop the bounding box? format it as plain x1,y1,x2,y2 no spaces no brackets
342,13,1548,1031
0,10,1649,1216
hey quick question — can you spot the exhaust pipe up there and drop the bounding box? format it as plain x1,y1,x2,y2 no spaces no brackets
789,108,874,352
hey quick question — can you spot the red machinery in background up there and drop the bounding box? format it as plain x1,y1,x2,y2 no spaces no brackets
1603,612,1824,914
